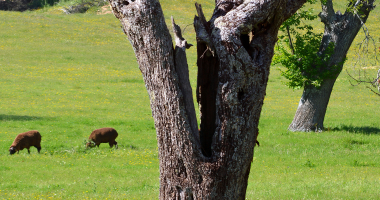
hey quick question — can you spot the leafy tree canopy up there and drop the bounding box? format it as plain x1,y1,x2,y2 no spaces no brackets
272,0,364,89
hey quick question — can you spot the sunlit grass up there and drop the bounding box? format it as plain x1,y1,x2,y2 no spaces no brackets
0,0,379,199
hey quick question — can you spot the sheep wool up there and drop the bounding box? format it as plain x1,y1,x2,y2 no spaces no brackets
9,130,42,155
86,127,118,149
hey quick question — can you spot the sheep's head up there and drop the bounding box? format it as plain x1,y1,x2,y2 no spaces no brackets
9,147,16,155
86,141,96,148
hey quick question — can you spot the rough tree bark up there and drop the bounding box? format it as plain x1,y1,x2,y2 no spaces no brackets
288,0,376,132
109,0,305,198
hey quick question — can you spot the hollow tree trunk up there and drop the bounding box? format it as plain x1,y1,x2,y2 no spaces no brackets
109,0,306,198
289,0,375,132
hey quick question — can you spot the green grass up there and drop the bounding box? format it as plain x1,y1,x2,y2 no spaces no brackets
1,0,380,199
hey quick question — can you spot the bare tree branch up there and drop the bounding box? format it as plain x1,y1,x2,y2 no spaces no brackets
284,0,310,19
346,0,379,96
286,25,295,55
319,0,335,24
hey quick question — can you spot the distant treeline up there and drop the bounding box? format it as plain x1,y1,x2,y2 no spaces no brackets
1,0,108,13
0,0,60,11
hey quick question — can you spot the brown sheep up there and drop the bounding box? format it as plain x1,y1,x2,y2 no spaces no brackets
9,130,42,155
86,127,118,149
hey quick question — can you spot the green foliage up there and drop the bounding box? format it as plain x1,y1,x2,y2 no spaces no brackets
273,0,344,89
346,0,371,19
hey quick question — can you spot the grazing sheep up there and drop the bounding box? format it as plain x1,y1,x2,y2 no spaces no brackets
86,127,118,149
9,130,42,155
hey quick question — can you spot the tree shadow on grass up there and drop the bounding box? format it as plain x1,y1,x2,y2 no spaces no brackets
327,125,380,135
0,115,43,121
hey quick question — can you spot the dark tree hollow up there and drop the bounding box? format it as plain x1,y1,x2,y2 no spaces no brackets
196,41,219,157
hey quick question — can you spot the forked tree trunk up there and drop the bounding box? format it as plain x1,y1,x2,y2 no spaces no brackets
289,0,375,132
109,0,305,198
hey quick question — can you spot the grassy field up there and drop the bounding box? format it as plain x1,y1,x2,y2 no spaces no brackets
0,0,379,199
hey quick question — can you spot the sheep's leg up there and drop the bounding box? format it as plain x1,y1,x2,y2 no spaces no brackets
27,148,30,154
114,141,118,149
109,141,114,148
36,146,41,153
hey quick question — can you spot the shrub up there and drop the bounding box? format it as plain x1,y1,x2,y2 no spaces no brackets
61,0,107,14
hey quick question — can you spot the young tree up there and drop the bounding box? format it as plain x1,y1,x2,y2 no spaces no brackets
275,0,376,132
108,0,306,198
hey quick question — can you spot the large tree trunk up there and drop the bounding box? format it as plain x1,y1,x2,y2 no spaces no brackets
288,79,336,132
109,0,305,198
289,0,375,132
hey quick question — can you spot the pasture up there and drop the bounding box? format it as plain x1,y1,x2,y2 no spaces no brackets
0,0,379,199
